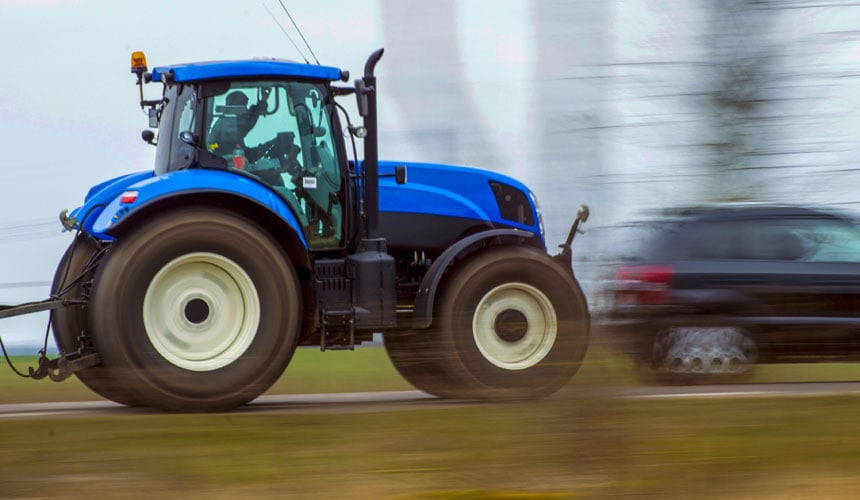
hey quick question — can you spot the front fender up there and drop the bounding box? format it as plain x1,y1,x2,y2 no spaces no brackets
70,170,154,235
411,229,536,329
89,169,308,249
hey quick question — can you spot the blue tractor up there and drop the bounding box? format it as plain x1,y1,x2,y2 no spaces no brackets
37,49,590,410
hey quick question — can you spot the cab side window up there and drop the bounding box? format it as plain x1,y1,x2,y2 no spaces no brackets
203,81,344,250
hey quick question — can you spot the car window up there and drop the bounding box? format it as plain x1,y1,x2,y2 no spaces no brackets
677,220,809,261
672,217,860,262
793,220,860,262
674,221,765,260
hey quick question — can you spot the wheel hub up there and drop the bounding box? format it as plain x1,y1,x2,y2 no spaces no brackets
183,298,211,325
143,252,260,372
472,282,557,370
494,309,529,342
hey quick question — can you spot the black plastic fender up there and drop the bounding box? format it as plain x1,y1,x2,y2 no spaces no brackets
411,229,535,329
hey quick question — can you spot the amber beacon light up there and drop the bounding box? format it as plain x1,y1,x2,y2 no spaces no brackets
131,51,148,75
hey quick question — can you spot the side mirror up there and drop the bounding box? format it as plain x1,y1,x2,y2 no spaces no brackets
141,130,156,145
148,107,159,128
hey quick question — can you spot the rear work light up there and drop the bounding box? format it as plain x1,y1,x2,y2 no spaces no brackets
613,265,674,305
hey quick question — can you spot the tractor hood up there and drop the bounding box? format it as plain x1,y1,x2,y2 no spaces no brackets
377,161,544,251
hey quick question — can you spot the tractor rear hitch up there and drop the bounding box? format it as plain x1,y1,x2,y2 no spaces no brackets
29,349,100,382
0,298,95,381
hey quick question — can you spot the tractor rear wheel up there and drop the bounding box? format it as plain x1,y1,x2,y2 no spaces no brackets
432,246,589,399
51,234,139,406
89,207,302,411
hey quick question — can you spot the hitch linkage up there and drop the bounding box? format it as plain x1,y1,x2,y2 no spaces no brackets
29,349,100,382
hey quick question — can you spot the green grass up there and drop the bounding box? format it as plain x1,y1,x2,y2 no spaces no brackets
1,394,859,498
2,346,860,498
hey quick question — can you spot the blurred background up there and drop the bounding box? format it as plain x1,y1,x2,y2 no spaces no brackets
1,0,860,350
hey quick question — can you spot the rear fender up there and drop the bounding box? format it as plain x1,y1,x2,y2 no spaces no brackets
89,169,308,249
411,229,537,329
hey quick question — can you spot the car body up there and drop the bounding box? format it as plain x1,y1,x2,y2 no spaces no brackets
602,204,860,379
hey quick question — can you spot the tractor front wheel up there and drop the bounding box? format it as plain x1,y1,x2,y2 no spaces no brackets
384,329,462,398
432,246,589,399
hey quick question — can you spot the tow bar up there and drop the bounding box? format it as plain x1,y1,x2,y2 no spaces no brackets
0,298,76,320
0,298,100,381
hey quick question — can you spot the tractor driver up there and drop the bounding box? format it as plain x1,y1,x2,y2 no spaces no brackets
207,88,303,190
207,90,269,164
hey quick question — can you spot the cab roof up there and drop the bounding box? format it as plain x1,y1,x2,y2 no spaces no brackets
151,59,344,83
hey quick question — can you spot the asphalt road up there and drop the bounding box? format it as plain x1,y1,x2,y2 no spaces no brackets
2,383,860,420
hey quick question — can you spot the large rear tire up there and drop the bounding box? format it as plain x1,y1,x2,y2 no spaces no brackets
432,246,589,399
51,235,139,406
89,208,302,411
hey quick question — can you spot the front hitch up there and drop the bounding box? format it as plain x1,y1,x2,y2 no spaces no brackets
553,204,590,272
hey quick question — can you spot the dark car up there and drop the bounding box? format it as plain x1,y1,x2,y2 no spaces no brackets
603,204,860,381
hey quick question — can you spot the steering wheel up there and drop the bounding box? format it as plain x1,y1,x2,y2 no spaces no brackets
253,132,300,175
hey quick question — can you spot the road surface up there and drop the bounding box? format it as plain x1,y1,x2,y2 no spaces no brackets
2,382,860,420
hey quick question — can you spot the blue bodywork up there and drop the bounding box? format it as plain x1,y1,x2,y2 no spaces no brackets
378,161,543,241
72,169,308,248
152,60,343,83
69,170,153,235
73,160,542,250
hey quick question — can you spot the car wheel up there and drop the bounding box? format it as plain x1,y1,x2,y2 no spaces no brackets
650,326,758,384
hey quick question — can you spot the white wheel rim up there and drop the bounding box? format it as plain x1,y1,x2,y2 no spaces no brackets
143,252,260,372
472,282,557,370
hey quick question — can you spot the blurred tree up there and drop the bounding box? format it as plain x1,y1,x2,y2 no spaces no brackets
702,0,779,202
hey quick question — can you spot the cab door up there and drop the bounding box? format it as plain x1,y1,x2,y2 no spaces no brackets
202,80,347,250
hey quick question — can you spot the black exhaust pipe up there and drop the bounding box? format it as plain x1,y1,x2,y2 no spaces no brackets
359,48,384,240
348,48,395,329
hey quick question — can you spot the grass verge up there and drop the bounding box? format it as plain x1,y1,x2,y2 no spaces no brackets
1,346,860,497
1,395,859,498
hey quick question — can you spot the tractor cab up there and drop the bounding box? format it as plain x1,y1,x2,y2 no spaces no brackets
139,55,353,250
